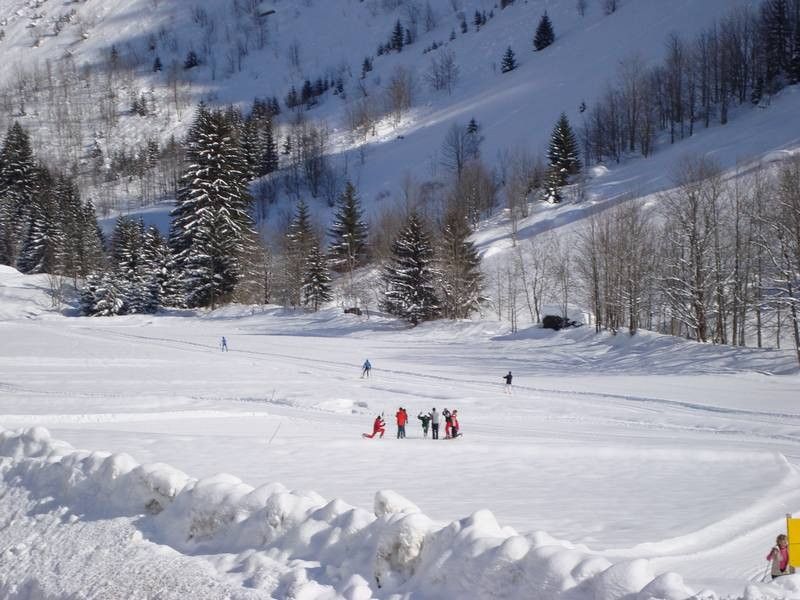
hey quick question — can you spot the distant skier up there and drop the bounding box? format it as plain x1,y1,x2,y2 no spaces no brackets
442,408,452,438
220,336,228,352
417,411,432,438
503,371,512,394
363,414,385,439
767,534,794,579
361,359,372,378
396,407,408,438
430,408,440,439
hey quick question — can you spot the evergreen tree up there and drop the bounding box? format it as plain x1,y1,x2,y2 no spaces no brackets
141,226,175,309
169,106,257,309
17,168,59,274
80,272,125,316
500,47,517,73
283,199,316,307
302,244,333,311
391,20,405,52
260,121,279,176
438,210,485,319
0,122,38,266
184,49,200,70
547,112,581,187
533,11,555,51
381,212,440,326
153,56,162,72
58,182,105,285
327,181,368,273
542,167,563,203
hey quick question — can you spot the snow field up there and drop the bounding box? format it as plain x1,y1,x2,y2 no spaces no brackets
1,425,702,599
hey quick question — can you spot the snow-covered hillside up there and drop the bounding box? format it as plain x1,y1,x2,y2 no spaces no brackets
1,0,796,234
1,268,800,598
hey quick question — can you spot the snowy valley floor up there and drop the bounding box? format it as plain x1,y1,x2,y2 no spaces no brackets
2,278,800,598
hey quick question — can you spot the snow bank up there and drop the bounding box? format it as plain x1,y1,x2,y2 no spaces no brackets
0,425,706,599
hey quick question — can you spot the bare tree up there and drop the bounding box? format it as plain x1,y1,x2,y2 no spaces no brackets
425,48,459,95
385,66,415,126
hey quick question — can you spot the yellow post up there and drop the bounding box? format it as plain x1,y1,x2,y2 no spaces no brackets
787,513,800,568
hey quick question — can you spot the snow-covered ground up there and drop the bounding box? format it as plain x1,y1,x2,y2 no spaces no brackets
1,267,799,599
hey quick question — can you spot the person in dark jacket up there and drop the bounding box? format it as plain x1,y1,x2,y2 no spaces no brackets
503,371,512,394
418,412,432,438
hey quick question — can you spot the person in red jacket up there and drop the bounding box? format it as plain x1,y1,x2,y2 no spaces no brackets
363,415,385,439
396,407,408,438
450,409,460,438
767,534,794,579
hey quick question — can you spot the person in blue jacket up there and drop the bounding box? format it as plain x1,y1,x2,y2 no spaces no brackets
361,359,372,378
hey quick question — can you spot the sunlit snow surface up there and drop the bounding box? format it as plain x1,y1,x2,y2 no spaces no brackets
1,266,800,599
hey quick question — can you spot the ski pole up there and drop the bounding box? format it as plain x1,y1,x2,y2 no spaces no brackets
761,563,772,582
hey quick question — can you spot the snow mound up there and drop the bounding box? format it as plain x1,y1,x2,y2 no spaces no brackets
0,426,709,599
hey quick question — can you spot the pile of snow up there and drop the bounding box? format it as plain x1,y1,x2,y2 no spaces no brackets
0,425,708,599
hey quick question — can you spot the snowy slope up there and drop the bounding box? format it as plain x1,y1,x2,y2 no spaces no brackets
3,0,797,243
2,268,800,598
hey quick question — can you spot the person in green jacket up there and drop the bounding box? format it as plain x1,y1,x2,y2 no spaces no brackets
417,412,432,438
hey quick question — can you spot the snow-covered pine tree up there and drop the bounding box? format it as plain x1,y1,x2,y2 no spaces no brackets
0,122,38,267
17,168,61,274
438,210,485,319
80,272,125,316
381,212,440,326
547,112,581,188
533,11,555,51
141,226,175,309
169,106,257,309
282,199,316,307
500,47,517,73
542,167,564,203
58,185,105,286
302,243,333,311
328,181,368,273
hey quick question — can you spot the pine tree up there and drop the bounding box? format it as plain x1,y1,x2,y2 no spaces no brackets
542,167,563,203
438,210,484,319
0,122,38,266
153,56,162,72
80,272,125,316
391,20,405,52
58,181,105,286
547,112,581,188
302,244,333,311
141,226,175,309
283,199,316,307
328,181,368,273
534,11,555,51
17,167,60,274
184,49,200,70
169,106,257,309
260,121,279,176
381,212,440,326
500,47,517,73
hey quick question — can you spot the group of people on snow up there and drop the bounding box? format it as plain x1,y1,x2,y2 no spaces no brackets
363,407,460,439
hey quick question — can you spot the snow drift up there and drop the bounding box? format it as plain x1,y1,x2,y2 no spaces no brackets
0,425,708,599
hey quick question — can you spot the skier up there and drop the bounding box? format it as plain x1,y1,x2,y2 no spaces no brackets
767,534,794,579
396,407,408,438
450,409,460,438
220,336,228,352
430,407,440,439
442,408,452,438
361,359,372,378
417,411,432,438
363,414,385,439
503,371,512,394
